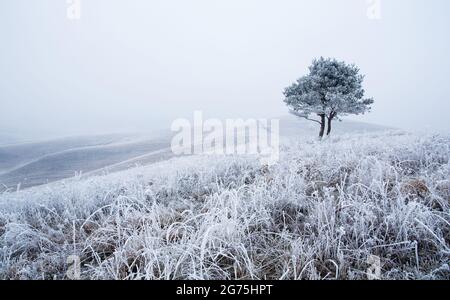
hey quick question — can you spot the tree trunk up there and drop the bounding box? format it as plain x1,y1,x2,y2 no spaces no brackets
326,112,336,136
327,117,332,136
318,114,326,139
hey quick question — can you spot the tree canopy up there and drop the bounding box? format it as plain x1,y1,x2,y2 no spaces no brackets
284,57,374,138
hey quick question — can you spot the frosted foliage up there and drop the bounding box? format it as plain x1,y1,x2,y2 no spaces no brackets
284,57,374,119
0,131,449,279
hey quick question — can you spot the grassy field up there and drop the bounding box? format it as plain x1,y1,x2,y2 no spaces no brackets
0,131,449,279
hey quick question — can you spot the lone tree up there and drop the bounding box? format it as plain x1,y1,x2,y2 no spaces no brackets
283,57,374,139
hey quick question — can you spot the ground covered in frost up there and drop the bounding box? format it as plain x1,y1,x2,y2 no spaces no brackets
0,131,449,280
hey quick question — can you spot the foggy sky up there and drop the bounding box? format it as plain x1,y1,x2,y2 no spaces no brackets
1,0,450,138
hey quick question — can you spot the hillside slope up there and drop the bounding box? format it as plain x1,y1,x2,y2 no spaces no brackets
0,118,389,190
0,131,448,280
0,134,171,190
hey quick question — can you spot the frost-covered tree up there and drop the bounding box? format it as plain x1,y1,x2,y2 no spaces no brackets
284,57,374,138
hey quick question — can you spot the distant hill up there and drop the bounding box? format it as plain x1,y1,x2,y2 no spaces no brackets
0,117,391,190
0,133,172,190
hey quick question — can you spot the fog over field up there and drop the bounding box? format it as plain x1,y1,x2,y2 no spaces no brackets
1,0,450,139
0,1,449,282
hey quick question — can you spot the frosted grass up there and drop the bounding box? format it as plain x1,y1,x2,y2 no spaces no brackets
0,131,449,280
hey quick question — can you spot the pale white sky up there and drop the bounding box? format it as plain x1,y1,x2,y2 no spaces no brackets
1,0,449,137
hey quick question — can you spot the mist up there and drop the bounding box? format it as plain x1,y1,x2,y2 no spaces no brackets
1,0,450,139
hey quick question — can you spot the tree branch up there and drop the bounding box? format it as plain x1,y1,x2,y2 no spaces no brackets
301,116,322,125
327,111,337,120
290,110,322,124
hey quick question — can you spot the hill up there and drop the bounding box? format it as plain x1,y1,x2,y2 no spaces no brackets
0,117,390,190
0,133,171,190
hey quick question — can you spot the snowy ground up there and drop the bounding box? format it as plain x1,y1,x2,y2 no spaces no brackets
0,130,448,279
